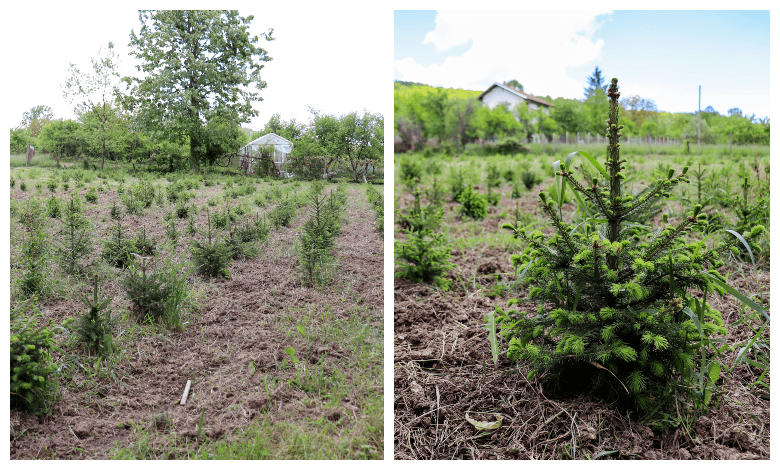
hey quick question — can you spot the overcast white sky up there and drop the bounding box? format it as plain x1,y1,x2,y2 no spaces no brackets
5,5,387,131
395,9,771,119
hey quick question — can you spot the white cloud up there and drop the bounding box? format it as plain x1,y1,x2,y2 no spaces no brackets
395,10,613,99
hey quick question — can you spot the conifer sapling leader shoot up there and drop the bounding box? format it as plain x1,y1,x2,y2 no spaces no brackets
496,78,764,411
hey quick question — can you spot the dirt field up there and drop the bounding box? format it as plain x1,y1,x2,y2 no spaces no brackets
393,154,770,460
10,166,384,459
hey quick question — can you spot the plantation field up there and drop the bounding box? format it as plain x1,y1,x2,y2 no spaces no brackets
10,157,384,459
393,143,769,459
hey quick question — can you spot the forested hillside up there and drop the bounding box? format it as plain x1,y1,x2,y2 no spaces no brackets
394,79,769,153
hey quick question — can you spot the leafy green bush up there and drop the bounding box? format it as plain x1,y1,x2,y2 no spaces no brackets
268,198,298,228
495,78,766,414
457,185,489,220
253,192,268,207
366,184,384,233
483,136,529,156
233,214,269,243
11,299,59,415
165,180,195,204
46,179,58,193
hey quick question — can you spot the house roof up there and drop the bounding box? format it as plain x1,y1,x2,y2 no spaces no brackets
477,83,554,108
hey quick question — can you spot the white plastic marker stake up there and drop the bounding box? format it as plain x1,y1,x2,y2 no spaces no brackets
181,380,192,405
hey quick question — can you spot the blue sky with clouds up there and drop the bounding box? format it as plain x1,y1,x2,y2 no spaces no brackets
395,10,770,119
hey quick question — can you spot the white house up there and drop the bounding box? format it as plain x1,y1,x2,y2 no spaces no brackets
238,133,294,175
477,83,553,114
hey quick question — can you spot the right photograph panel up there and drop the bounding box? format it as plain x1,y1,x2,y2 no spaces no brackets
393,10,770,460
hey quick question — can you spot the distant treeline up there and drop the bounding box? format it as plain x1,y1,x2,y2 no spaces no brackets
394,81,770,153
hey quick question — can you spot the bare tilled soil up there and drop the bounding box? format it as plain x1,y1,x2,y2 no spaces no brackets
394,180,770,460
10,174,383,459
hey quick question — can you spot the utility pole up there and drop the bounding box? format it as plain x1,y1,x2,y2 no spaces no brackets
697,85,701,146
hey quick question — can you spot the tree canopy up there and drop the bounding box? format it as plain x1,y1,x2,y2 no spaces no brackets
123,10,273,171
20,105,54,138
394,79,770,151
63,42,123,169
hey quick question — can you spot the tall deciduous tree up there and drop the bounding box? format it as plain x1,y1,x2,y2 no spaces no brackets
445,98,476,150
343,111,383,183
64,42,123,170
20,105,55,138
307,109,344,176
505,79,523,91
123,10,273,171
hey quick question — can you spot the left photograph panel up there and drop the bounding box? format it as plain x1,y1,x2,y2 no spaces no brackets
8,7,385,459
